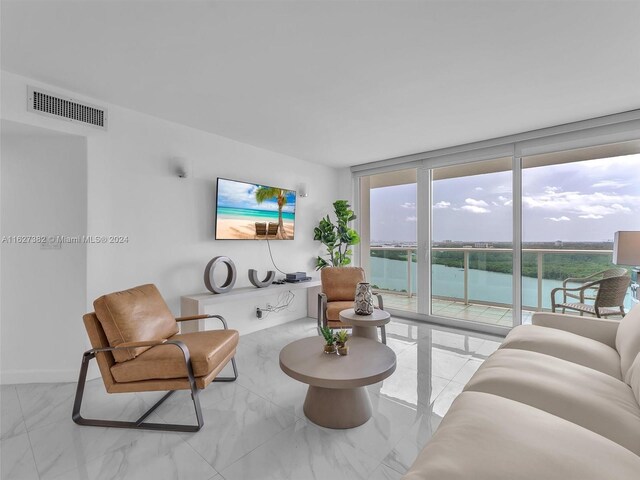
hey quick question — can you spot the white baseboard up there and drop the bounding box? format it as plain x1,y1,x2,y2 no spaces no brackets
1,364,100,385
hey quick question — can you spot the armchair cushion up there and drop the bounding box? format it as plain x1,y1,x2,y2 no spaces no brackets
321,267,365,302
326,301,355,321
500,325,622,379
616,303,640,380
94,284,179,363
110,329,239,383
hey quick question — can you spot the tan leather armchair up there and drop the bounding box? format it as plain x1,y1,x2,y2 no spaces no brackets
73,284,239,432
317,267,385,343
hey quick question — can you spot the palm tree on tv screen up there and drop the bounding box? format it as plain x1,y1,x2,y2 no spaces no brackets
255,186,289,239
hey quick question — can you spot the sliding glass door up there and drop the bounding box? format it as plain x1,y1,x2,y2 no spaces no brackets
356,137,640,334
430,158,514,328
521,142,640,322
359,169,418,313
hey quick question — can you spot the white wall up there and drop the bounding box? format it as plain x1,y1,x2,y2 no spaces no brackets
1,70,341,383
1,122,88,383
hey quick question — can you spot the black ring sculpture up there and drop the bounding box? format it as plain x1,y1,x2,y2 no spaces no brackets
248,269,276,288
204,256,237,294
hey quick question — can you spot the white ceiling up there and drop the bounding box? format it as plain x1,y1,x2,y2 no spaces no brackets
2,1,640,168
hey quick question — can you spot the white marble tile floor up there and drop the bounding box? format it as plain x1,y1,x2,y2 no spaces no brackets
0,316,502,480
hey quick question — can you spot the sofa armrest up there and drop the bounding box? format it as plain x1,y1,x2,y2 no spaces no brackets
532,312,619,348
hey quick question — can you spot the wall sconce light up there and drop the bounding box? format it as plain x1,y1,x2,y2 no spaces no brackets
299,183,309,198
170,157,191,179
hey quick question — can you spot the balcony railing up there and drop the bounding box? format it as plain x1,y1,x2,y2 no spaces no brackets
369,246,622,311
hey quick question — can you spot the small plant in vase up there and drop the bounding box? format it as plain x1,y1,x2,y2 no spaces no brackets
320,327,336,354
335,329,349,356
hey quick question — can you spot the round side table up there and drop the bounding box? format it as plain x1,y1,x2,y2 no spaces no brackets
339,307,390,342
279,336,396,429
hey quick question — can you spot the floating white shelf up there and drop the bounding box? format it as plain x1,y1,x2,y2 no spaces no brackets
180,279,322,332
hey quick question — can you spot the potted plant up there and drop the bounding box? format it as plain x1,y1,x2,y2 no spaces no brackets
314,200,360,270
335,329,349,356
320,326,336,354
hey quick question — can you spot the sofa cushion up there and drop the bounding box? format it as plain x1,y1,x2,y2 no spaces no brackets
500,324,621,379
627,353,640,405
616,303,640,380
403,391,640,480
321,267,365,302
464,349,640,455
94,284,179,363
110,329,239,382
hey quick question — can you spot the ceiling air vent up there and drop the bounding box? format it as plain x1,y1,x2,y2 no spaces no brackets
27,86,108,130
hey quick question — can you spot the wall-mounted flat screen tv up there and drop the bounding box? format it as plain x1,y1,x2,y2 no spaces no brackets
215,178,296,240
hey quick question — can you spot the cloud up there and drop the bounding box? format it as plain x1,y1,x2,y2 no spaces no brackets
400,202,416,209
433,201,450,209
217,179,295,212
474,187,483,191
497,195,512,206
578,214,604,219
461,205,491,214
546,216,571,222
522,189,638,219
591,180,630,189
406,216,417,222
465,198,489,207
611,203,631,213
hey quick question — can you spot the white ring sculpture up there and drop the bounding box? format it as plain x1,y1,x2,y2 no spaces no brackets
248,269,276,288
204,256,237,294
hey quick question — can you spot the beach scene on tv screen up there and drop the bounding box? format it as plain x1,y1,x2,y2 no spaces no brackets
216,178,296,240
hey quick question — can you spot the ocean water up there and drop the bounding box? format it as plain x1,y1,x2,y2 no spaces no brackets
217,206,295,221
370,257,633,310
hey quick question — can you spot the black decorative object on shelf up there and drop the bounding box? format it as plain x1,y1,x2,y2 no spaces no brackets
248,269,276,288
204,256,237,294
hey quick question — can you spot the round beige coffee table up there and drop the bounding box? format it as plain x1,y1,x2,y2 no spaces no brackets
279,336,396,429
339,307,391,342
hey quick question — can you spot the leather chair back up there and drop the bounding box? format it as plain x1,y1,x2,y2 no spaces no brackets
83,312,116,391
321,267,366,302
93,284,178,362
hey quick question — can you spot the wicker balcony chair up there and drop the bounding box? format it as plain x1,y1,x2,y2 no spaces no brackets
561,267,628,304
551,274,630,318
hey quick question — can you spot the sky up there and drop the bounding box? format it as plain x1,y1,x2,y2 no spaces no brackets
217,178,296,213
370,154,640,243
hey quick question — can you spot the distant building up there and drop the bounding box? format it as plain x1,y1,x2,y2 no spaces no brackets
554,240,563,247
474,242,491,248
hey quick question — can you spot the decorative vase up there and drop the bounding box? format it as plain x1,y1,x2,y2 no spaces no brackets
354,282,374,315
337,344,349,356
324,344,337,354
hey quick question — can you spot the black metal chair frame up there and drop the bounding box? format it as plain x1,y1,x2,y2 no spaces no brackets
72,315,238,433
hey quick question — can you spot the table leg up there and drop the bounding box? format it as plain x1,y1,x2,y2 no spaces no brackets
351,325,379,341
303,385,372,429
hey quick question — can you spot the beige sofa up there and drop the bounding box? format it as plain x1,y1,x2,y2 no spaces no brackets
403,304,640,480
